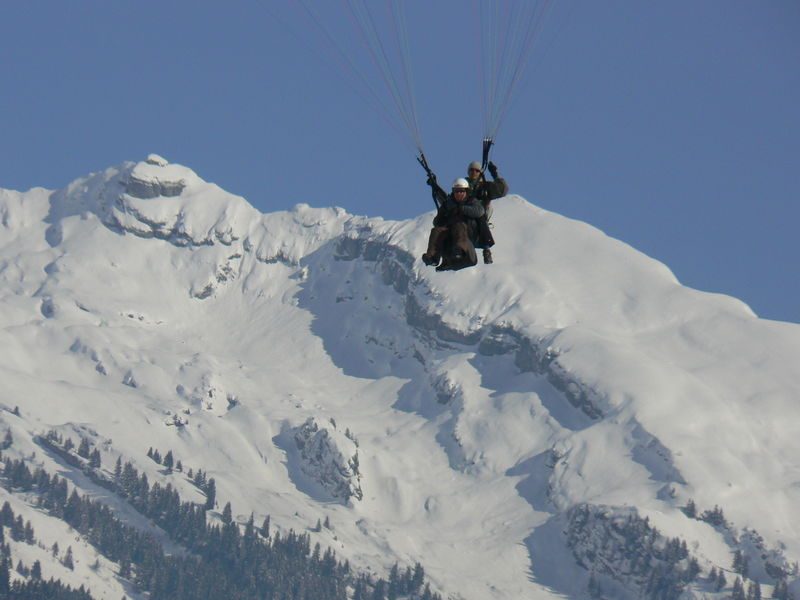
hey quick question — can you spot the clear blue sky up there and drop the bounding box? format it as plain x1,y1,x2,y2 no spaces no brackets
2,1,798,323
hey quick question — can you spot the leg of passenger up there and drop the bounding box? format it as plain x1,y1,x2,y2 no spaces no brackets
422,226,448,266
451,222,470,257
479,203,495,264
477,216,494,247
452,222,478,267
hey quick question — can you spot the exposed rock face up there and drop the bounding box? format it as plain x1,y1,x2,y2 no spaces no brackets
124,156,186,199
125,177,185,199
294,418,363,503
145,154,169,167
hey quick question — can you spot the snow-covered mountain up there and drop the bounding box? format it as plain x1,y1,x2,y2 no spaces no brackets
1,155,799,599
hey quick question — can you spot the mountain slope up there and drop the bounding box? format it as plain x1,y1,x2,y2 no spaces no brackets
1,155,798,599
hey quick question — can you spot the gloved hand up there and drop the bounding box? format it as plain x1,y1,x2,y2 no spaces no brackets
426,173,437,187
488,161,499,179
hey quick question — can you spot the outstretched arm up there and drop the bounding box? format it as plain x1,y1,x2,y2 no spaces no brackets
487,162,509,197
419,153,448,208
426,173,448,206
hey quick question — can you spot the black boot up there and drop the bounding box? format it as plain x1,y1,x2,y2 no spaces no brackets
483,248,493,264
422,253,439,266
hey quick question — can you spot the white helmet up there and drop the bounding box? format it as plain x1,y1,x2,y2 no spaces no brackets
468,161,482,172
452,178,470,191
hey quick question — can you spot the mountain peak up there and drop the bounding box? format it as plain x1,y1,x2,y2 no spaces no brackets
59,155,256,247
144,153,169,167
2,157,800,599
125,153,197,200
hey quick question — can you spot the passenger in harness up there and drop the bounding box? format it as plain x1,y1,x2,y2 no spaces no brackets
421,177,485,272
466,160,508,264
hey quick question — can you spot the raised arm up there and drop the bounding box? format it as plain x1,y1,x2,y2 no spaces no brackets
487,162,509,197
428,175,448,206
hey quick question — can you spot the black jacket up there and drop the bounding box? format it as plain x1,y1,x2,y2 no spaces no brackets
468,175,508,206
432,194,485,228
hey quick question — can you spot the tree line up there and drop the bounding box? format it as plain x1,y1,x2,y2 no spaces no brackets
0,435,441,600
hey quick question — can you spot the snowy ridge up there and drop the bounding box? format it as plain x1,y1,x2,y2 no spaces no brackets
1,156,799,599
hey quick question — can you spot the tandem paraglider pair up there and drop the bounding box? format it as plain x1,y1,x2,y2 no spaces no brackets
419,142,509,272
288,1,552,271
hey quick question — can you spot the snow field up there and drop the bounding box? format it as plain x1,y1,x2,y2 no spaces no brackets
1,156,799,598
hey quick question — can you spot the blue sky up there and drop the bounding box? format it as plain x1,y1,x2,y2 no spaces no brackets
2,1,798,323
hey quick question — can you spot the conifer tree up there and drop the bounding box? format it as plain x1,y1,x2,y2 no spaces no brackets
77,437,91,459
388,563,400,600
372,579,386,600
312,542,321,562
733,550,750,577
733,549,743,572
732,577,745,600
163,450,174,471
422,583,434,600
702,505,726,527
244,513,256,544
0,501,12,526
687,557,700,580
0,557,9,594
747,580,761,600
119,556,132,579
31,559,42,580
10,515,24,541
204,478,216,510
716,569,727,591
260,515,271,538
24,519,34,543
412,563,425,592
353,578,367,600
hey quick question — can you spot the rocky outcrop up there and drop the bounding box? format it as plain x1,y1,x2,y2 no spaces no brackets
124,155,186,199
294,418,363,503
